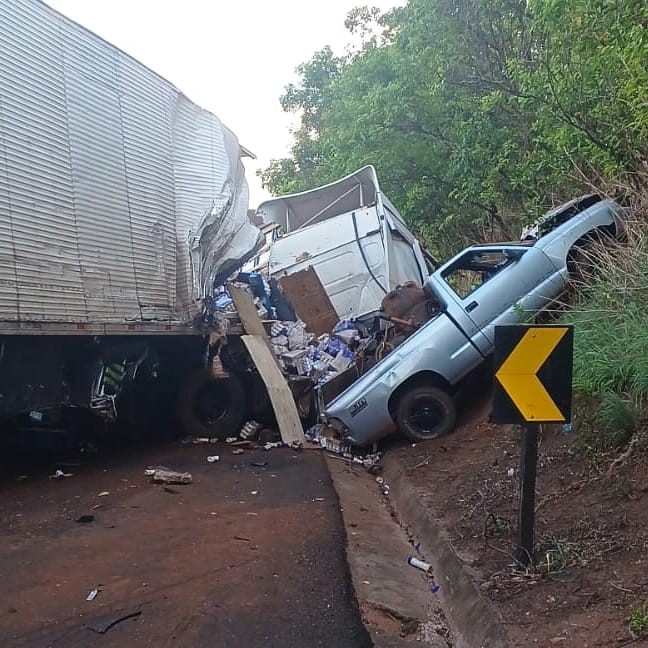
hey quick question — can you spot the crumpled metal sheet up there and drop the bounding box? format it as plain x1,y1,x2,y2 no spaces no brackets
0,0,262,325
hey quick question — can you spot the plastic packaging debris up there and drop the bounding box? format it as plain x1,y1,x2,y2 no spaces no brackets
334,328,359,345
49,469,73,479
430,583,441,593
86,588,100,601
193,437,218,444
240,420,262,441
232,449,245,455
97,491,110,497
263,441,283,451
146,467,193,485
305,423,328,443
407,556,431,572
207,455,220,463
213,288,234,311
225,437,238,444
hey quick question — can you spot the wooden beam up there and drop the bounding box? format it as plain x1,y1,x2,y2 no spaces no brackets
242,335,305,446
228,285,268,338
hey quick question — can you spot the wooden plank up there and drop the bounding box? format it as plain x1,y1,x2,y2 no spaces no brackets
242,335,306,446
228,285,268,338
279,266,339,336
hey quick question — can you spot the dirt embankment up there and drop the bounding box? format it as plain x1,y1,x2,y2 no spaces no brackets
397,400,648,647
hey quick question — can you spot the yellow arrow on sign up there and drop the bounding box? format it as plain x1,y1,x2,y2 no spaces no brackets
495,327,569,422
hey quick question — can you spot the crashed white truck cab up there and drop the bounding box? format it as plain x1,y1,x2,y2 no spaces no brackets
256,166,434,324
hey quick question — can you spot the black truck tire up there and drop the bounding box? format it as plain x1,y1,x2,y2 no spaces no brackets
177,369,245,440
396,386,456,442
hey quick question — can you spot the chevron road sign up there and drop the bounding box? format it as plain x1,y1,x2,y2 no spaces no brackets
491,324,574,566
492,325,574,425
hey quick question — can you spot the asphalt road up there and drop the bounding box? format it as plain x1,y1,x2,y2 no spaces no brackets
0,441,372,647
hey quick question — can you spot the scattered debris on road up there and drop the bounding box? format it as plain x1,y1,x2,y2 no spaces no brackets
76,515,94,524
49,469,73,479
86,588,100,602
408,556,432,573
207,455,220,463
145,467,193,485
87,609,142,634
97,491,110,497
240,420,262,440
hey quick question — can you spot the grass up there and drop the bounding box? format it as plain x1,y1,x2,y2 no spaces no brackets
535,536,577,577
556,216,648,456
628,601,648,637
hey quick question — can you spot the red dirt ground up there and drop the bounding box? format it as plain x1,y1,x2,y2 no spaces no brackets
397,399,648,647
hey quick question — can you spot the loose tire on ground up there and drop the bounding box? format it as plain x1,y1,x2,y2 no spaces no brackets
395,386,456,442
177,369,245,440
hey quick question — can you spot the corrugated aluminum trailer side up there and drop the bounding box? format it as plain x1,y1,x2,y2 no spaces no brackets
0,0,261,328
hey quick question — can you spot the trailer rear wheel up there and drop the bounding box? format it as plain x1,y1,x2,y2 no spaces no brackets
177,369,245,440
396,386,456,442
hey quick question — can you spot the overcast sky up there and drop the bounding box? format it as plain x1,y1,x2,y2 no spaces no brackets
46,0,403,207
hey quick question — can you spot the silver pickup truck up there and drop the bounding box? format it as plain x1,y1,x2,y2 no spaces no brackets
324,196,626,446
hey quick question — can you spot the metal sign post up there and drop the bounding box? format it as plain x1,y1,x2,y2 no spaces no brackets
491,325,574,567
517,424,538,565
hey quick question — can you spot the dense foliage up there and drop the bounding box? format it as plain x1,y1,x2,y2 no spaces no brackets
562,228,648,452
261,0,648,258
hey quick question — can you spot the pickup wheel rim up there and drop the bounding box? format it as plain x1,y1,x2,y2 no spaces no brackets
408,396,445,435
396,385,456,442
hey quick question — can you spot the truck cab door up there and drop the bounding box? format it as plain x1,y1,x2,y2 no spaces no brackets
438,246,560,356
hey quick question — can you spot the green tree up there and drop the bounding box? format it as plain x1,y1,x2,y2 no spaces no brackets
262,0,648,257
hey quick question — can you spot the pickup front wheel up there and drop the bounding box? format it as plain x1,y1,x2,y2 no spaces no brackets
396,386,456,442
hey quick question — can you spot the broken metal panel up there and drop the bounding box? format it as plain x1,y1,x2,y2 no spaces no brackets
0,0,261,326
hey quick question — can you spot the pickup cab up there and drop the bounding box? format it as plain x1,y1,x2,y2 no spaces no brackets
324,196,626,446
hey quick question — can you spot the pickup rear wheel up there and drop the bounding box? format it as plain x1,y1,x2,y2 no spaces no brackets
396,386,456,442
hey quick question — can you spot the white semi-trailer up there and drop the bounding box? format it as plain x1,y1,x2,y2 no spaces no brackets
0,0,263,440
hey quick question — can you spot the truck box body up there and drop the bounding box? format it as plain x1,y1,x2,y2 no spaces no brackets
256,166,433,322
0,0,262,330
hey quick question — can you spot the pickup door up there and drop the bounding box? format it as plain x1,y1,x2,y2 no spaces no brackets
437,245,563,356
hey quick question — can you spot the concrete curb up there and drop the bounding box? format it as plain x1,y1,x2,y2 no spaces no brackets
326,455,451,648
382,453,511,648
